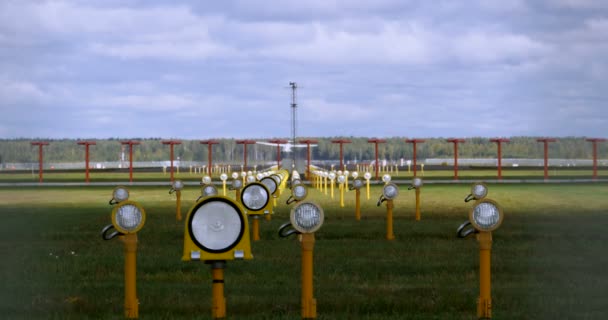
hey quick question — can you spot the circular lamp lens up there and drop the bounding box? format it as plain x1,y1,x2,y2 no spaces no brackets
271,174,282,185
337,175,346,184
202,185,218,197
471,183,488,200
292,179,302,186
256,173,264,180
202,176,212,185
328,172,336,180
383,183,399,200
112,201,145,234
113,186,130,202
469,199,503,232
412,177,423,188
352,178,363,189
260,177,278,195
290,201,324,234
172,180,184,191
344,170,349,176
241,183,270,211
240,172,247,178
188,197,244,253
232,179,243,190
220,173,228,181
247,171,252,176
231,172,239,179
246,175,256,183
337,170,343,175
292,184,308,201
364,172,371,180
382,174,391,183
352,172,359,178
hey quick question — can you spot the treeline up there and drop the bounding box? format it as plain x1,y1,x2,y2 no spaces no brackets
0,137,603,163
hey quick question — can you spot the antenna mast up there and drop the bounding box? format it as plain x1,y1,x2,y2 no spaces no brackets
289,82,297,169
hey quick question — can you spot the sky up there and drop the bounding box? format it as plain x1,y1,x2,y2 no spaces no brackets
0,0,607,140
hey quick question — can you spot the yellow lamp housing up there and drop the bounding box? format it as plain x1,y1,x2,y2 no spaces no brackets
111,201,146,234
469,199,504,232
287,184,308,204
290,201,324,234
182,196,252,261
240,182,272,215
465,182,489,202
110,186,130,205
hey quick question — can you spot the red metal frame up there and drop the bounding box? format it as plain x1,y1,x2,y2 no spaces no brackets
299,139,318,179
236,140,256,170
406,139,426,177
447,139,465,180
200,140,219,176
121,141,141,183
490,138,510,180
586,138,606,180
267,139,288,169
161,140,182,182
77,141,96,183
536,138,557,180
367,138,386,180
331,139,352,171
31,141,49,183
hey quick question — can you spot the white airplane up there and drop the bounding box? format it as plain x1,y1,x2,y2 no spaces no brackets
256,140,317,153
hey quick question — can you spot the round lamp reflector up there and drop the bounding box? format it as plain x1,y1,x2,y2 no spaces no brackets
231,172,239,179
241,183,270,211
412,177,423,188
189,198,244,252
383,183,399,200
337,175,346,184
472,183,488,200
382,174,391,183
364,172,371,180
256,173,264,180
112,201,145,234
246,175,256,183
220,173,228,181
352,178,363,189
470,199,503,232
240,172,247,178
202,185,218,197
271,174,282,185
292,184,308,201
290,201,324,234
328,172,336,180
202,176,212,185
260,177,278,195
113,187,130,202
172,180,184,191
352,172,359,178
232,179,243,190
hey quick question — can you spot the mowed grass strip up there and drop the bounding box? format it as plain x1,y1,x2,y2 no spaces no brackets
0,183,607,319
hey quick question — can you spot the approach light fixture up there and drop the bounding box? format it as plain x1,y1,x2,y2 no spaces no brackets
170,180,185,221
202,175,212,185
377,182,399,240
287,184,308,204
110,186,130,205
382,174,391,184
465,182,489,202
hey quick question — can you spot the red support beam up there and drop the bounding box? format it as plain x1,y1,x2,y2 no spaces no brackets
121,140,141,183
586,138,606,180
299,139,318,179
200,140,219,177
367,138,386,180
490,138,510,180
447,139,465,180
236,140,256,170
537,138,557,180
31,141,49,183
331,139,352,171
77,141,96,183
406,139,426,177
161,140,182,182
268,139,288,169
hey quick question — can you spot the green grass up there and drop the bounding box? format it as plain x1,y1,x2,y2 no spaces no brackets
1,183,608,319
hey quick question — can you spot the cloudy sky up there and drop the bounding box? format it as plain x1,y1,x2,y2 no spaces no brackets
1,0,607,139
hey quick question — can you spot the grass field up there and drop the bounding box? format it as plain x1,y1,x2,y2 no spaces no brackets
0,167,606,183
1,183,608,319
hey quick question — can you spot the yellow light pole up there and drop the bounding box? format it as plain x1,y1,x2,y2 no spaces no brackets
278,201,325,319
344,170,350,192
377,183,399,240
337,174,346,207
220,173,228,196
350,177,363,220
323,172,328,195
170,180,185,221
328,172,336,199
364,172,371,200
101,197,146,319
408,177,423,221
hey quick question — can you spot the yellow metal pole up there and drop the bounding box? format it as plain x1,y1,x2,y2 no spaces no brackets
355,189,361,220
211,262,227,319
176,190,182,221
252,216,260,241
345,175,349,192
222,181,227,196
330,180,335,199
415,188,421,221
477,232,492,319
366,180,370,200
301,233,317,319
339,183,344,207
120,234,139,319
386,200,395,240
324,176,328,195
